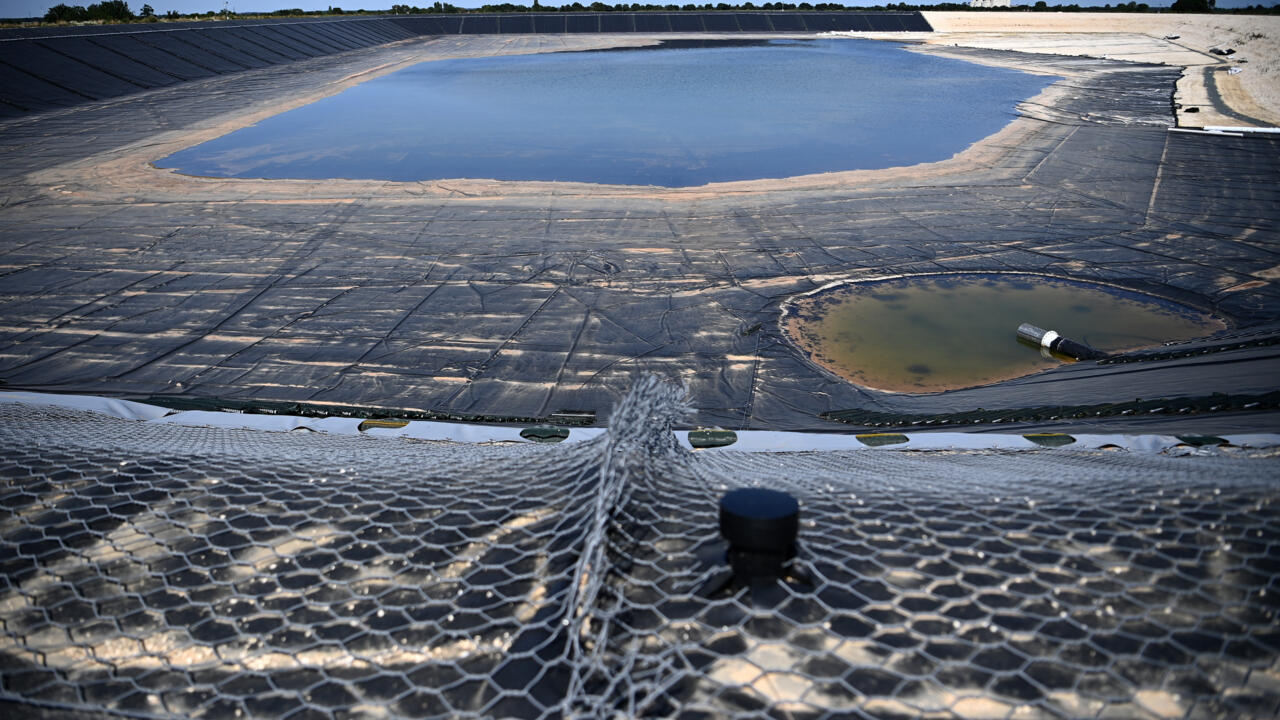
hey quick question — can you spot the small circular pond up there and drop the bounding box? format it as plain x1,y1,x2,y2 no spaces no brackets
781,274,1225,394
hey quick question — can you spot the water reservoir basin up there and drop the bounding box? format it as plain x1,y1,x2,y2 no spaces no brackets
156,39,1054,187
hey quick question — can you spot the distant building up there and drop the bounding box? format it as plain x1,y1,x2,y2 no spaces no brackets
970,0,1013,6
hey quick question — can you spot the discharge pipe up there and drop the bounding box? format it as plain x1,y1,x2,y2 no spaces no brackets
1017,323,1106,361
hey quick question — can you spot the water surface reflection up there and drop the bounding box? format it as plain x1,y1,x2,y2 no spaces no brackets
158,39,1054,186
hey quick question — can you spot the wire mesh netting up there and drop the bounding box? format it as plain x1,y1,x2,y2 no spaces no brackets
1,380,1278,719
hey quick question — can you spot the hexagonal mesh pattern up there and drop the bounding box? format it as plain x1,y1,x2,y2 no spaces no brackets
1,380,1278,719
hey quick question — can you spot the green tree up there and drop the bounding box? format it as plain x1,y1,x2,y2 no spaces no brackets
1170,0,1213,10
44,3,88,21
85,1,134,20
140,3,153,15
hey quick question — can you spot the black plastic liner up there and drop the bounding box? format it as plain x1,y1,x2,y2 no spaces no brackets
565,13,600,33
137,37,214,71
501,14,536,34
701,13,741,32
636,13,674,32
462,15,501,33
767,13,806,31
824,390,1280,431
0,17,416,118
0,15,407,40
44,36,186,87
0,39,1275,433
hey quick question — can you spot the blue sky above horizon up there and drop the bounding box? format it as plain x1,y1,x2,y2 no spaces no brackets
0,0,1267,19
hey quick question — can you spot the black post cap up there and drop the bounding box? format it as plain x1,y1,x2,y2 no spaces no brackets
719,488,800,582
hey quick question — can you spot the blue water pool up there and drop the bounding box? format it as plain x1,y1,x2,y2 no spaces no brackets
157,39,1055,187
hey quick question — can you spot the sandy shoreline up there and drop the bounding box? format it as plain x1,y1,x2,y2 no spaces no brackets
916,12,1279,127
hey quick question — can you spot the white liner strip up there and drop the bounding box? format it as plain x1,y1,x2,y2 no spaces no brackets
2,391,1276,452
0,390,170,421
1201,126,1280,134
1169,128,1245,137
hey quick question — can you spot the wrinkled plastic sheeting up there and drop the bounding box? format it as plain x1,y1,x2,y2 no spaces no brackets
0,40,1277,432
0,17,418,119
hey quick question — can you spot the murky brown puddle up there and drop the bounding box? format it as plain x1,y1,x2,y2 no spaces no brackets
782,274,1225,393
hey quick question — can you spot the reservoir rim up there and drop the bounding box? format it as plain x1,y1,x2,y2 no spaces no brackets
66,39,1089,207
778,270,1234,396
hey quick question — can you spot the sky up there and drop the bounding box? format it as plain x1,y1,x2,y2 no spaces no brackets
0,0,1267,20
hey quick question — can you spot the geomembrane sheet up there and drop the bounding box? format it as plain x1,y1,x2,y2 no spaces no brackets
0,30,1276,434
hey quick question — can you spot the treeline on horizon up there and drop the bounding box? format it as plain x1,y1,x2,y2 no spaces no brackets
30,0,1280,24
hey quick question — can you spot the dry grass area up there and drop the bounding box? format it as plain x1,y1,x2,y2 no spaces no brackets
920,12,1279,126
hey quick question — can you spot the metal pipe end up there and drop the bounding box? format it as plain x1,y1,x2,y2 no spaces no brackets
1017,323,1047,345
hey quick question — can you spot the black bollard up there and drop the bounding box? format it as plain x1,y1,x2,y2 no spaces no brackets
719,488,800,584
